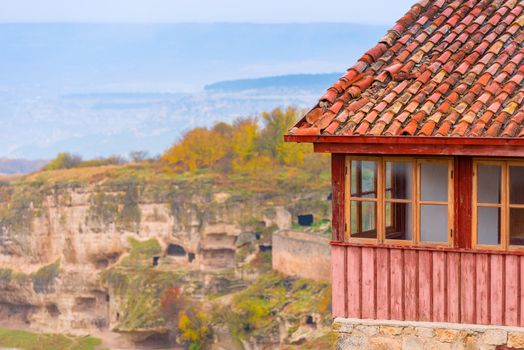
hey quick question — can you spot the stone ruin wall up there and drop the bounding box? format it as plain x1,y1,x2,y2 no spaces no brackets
334,318,524,350
272,230,331,282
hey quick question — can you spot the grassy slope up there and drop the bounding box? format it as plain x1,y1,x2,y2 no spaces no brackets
0,328,102,350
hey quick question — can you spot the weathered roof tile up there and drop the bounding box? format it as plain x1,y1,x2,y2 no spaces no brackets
289,0,524,138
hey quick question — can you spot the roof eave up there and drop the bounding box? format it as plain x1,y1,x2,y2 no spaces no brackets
284,134,524,157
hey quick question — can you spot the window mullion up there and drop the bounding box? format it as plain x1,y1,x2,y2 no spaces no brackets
503,161,509,249
378,159,385,243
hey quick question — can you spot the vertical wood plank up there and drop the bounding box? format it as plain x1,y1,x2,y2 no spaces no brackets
454,157,472,248
361,247,376,319
475,254,490,325
505,255,519,326
418,250,432,321
390,249,404,320
447,252,461,323
346,246,361,318
520,257,524,327
490,254,504,325
376,248,390,320
404,250,418,321
461,253,476,324
432,251,446,322
331,246,346,317
331,154,346,242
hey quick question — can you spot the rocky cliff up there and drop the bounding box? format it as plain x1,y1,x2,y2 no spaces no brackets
0,166,331,348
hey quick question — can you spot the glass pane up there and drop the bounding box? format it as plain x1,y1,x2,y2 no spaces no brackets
385,162,413,200
510,208,524,246
350,201,377,239
510,166,524,205
477,207,501,245
477,165,501,204
420,162,448,202
350,160,377,198
420,204,448,243
385,202,412,241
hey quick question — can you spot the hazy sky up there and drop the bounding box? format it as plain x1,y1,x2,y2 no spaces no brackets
0,0,415,24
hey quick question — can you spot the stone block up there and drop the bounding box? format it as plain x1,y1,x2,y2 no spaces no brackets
435,328,462,343
355,325,379,336
508,332,524,349
416,327,435,338
335,334,368,350
369,336,401,350
380,325,403,336
333,321,353,334
403,336,425,350
482,330,507,345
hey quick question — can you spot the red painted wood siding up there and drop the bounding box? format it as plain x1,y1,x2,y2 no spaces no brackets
332,245,523,327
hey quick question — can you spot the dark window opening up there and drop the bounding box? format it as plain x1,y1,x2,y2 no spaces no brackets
259,245,272,252
166,244,186,257
152,256,160,267
306,315,315,325
298,214,314,226
188,252,195,263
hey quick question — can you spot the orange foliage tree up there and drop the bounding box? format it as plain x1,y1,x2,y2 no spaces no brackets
162,107,313,173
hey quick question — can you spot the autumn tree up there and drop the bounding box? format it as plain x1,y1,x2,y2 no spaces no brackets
162,127,229,172
162,106,314,173
44,152,83,170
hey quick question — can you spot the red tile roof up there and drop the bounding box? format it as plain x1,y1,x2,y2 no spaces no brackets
289,0,524,138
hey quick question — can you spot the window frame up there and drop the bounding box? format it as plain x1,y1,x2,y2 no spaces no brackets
472,159,524,251
344,156,454,247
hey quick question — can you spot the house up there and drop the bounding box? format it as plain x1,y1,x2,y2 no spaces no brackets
285,0,524,348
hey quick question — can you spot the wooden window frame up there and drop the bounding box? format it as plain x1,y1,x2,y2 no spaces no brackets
473,159,524,251
383,157,417,246
345,156,453,247
345,156,382,244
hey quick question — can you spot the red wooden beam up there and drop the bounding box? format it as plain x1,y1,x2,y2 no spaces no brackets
454,157,472,249
312,142,524,157
285,134,524,147
330,241,524,256
331,154,345,242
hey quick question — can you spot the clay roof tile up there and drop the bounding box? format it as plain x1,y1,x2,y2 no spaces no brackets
289,0,524,139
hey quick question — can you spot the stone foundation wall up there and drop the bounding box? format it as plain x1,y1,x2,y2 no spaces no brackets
272,230,330,281
334,317,524,350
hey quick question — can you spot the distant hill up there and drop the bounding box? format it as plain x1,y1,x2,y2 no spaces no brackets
0,158,48,174
204,73,343,92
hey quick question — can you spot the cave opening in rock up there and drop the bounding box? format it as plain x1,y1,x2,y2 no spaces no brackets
306,315,315,325
152,256,160,267
46,304,60,318
188,252,195,263
259,245,272,252
166,244,186,257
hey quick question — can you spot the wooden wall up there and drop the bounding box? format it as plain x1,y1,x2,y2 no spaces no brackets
332,244,524,327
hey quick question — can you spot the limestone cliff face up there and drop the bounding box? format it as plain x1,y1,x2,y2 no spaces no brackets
0,178,330,338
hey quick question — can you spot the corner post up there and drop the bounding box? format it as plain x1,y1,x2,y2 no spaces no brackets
331,153,346,242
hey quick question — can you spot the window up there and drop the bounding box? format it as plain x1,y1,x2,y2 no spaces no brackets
473,161,524,249
345,156,453,246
